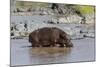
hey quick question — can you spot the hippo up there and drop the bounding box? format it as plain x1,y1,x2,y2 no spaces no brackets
29,27,73,47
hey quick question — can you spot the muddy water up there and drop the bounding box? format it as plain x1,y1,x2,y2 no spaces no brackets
10,38,95,66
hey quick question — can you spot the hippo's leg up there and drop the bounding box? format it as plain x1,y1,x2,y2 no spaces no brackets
41,43,51,47
50,42,55,47
35,44,40,47
32,43,36,47
57,40,65,47
31,42,39,47
34,42,42,47
54,44,61,47
59,43,64,47
43,45,50,47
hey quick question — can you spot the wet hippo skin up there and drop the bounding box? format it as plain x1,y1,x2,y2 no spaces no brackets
29,27,73,47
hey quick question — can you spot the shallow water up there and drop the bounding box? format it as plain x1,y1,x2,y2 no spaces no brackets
10,38,95,66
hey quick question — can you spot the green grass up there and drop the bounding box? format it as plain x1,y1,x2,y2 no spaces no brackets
77,6,95,14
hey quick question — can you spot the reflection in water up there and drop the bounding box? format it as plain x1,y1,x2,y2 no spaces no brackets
30,47,71,56
29,47,72,64
11,38,95,66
